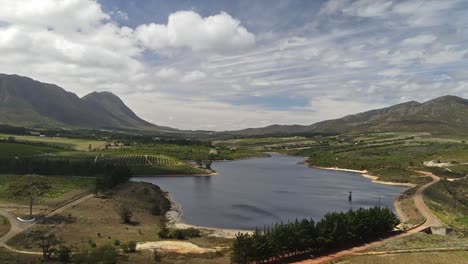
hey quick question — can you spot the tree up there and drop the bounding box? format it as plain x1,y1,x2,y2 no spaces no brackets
30,229,61,261
8,176,52,218
115,202,133,224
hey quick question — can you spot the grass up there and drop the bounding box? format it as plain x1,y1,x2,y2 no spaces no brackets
100,142,265,161
331,251,468,264
8,182,169,250
0,215,10,238
7,181,233,263
0,248,42,263
332,233,468,264
365,233,468,252
424,179,468,231
0,142,62,158
0,175,95,216
0,133,106,151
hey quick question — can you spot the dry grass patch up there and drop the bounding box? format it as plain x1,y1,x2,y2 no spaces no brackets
331,251,468,264
0,215,10,238
8,182,169,250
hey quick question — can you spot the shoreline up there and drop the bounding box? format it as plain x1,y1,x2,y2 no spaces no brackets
134,172,217,177
163,192,253,239
311,165,416,187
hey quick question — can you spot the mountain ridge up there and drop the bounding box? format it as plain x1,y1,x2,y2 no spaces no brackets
227,95,468,136
0,73,172,132
1,73,467,136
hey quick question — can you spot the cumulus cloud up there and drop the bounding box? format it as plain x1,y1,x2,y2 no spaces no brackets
0,0,109,32
0,0,467,130
135,11,255,53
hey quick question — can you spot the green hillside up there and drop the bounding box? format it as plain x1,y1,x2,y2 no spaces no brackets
0,73,173,132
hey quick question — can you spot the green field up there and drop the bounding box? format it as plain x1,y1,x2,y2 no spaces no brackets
0,142,63,158
0,175,95,206
0,133,106,151
100,142,264,161
425,178,468,231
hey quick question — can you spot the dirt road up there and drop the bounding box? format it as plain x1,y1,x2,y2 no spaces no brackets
294,171,444,264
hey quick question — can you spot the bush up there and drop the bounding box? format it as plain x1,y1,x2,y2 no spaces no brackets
120,241,137,253
55,245,72,263
115,202,133,224
167,228,202,240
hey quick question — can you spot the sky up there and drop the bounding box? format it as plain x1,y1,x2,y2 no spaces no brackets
0,0,467,131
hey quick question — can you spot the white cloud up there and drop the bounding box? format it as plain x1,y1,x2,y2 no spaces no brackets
181,70,207,83
344,60,368,68
0,0,109,32
135,11,255,53
0,0,467,130
155,68,181,79
378,68,402,77
425,49,466,65
343,0,393,17
401,34,437,46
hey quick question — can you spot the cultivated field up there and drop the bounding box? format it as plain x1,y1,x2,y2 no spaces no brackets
0,133,106,151
0,142,62,158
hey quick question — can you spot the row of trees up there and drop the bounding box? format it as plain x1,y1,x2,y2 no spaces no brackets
231,207,399,263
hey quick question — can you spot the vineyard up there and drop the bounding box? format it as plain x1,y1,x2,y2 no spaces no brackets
95,154,181,167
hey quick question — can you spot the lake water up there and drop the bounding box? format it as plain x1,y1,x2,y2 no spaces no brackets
132,153,407,230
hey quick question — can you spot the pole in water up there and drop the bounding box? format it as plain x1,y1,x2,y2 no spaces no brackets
378,195,381,208
348,191,352,202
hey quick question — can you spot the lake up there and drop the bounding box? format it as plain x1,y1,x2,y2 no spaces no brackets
132,153,407,230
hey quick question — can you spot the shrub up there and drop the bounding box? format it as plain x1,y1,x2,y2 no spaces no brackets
115,202,133,224
120,241,137,253
167,228,202,240
55,245,72,263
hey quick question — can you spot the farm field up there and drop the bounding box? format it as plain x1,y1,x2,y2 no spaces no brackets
0,133,106,151
0,175,95,215
0,142,63,158
100,142,265,161
95,154,207,175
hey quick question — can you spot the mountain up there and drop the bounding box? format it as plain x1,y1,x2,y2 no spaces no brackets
0,73,173,132
228,96,468,136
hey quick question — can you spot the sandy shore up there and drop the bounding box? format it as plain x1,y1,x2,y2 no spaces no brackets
312,165,416,187
164,192,253,239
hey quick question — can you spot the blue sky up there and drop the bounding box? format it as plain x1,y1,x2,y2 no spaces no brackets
0,0,467,130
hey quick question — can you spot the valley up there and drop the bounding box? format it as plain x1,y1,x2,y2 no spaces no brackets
0,75,467,263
